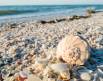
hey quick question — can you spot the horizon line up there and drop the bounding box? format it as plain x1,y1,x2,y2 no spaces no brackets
0,4,103,6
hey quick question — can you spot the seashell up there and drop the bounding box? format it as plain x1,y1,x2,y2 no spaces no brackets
4,76,15,81
60,71,70,80
43,66,52,76
34,63,45,72
80,72,91,81
43,68,57,78
8,46,18,55
77,67,93,73
33,55,52,73
50,63,69,73
56,34,90,65
30,50,35,55
35,54,51,65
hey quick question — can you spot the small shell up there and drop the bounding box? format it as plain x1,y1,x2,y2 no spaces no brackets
50,63,69,73
35,54,51,65
77,67,93,73
56,34,90,65
4,76,15,81
77,67,92,81
60,71,70,80
43,66,52,76
80,72,91,81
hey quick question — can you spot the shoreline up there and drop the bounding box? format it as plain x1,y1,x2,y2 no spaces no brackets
0,11,103,81
0,10,102,24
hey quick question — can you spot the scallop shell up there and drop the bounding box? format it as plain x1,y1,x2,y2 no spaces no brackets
56,34,90,65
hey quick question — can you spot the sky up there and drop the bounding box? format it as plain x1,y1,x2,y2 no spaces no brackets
0,0,103,5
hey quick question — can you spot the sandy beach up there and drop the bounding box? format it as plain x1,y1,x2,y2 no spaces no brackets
0,12,103,81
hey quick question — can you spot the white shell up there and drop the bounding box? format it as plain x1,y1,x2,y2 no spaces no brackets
50,63,69,73
60,71,70,80
80,72,91,81
78,67,93,73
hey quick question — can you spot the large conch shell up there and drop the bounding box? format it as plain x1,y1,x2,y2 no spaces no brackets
56,34,90,65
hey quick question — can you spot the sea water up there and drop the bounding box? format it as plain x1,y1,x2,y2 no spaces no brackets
0,5,103,23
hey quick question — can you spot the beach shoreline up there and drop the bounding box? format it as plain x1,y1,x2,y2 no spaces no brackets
0,11,103,81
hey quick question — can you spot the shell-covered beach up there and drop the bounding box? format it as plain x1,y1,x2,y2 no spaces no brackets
0,12,103,81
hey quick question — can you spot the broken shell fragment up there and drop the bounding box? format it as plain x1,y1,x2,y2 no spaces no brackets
50,63,69,73
60,71,70,80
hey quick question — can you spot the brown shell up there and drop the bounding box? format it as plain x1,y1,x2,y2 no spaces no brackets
56,34,90,65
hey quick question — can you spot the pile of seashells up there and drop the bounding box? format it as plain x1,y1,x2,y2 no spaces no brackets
3,34,103,81
21,34,102,81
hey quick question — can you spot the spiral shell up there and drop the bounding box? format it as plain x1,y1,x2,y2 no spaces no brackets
56,34,90,65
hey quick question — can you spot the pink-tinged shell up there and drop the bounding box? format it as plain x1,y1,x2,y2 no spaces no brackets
56,34,90,65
